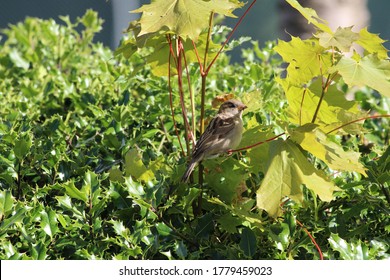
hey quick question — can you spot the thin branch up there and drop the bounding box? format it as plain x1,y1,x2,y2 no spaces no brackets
311,74,331,124
296,219,324,260
191,40,205,75
203,12,214,70
299,87,307,126
229,132,285,153
177,38,192,157
167,36,185,156
205,0,257,74
325,114,390,135
181,41,197,145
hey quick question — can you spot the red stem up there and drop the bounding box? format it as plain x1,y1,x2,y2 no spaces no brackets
167,37,185,156
296,219,324,260
205,0,257,74
181,41,196,145
325,114,390,135
229,132,285,153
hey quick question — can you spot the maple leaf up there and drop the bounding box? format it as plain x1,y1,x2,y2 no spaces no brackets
278,77,364,129
125,149,155,182
256,139,339,217
132,0,244,40
285,0,332,34
274,37,333,85
316,26,359,53
357,28,389,60
289,124,367,175
332,54,390,98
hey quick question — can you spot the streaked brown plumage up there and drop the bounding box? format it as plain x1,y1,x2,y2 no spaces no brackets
181,99,247,182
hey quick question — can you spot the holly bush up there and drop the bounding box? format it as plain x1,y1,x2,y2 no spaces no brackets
0,1,389,260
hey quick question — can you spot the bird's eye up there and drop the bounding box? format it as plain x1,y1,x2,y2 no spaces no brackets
227,102,236,108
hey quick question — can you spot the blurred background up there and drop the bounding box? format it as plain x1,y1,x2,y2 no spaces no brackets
1,0,389,54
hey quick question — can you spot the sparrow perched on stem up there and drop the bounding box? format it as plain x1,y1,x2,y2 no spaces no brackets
181,99,247,182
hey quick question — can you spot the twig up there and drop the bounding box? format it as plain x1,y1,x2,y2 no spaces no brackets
325,114,390,135
205,0,258,74
229,132,285,153
296,219,324,260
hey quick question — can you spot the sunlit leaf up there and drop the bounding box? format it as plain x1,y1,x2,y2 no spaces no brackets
40,209,58,239
64,181,88,203
329,233,369,260
133,0,244,40
357,28,388,59
274,37,332,85
289,124,367,175
316,26,359,52
256,139,339,217
125,149,155,182
0,190,14,218
14,135,32,160
332,54,390,98
285,0,333,34
279,77,364,128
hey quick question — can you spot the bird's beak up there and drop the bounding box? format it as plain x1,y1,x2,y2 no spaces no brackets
238,104,247,111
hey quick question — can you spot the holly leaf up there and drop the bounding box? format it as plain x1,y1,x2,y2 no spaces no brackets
332,54,390,98
132,0,244,40
256,139,339,217
316,26,359,53
289,124,367,175
285,0,332,34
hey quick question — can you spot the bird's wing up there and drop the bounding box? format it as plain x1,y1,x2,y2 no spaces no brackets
192,115,236,159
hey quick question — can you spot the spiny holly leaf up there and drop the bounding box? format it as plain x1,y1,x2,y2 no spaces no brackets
256,139,338,217
316,26,359,53
329,233,369,260
289,124,367,175
286,0,332,34
217,213,242,233
132,0,244,40
332,54,390,98
357,28,389,60
274,37,333,85
40,209,58,239
208,197,263,229
239,227,257,257
64,181,88,203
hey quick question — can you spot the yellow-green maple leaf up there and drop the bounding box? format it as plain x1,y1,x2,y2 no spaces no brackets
357,28,389,60
274,37,332,85
256,139,339,217
278,77,364,129
133,0,244,40
289,124,367,175
316,26,359,52
332,54,390,98
125,149,155,182
285,0,332,34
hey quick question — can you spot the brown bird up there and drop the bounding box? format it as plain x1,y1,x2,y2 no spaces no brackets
181,99,247,182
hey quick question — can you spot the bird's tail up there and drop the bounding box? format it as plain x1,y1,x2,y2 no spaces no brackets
181,161,197,183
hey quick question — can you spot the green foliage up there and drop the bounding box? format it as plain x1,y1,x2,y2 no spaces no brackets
0,1,389,261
